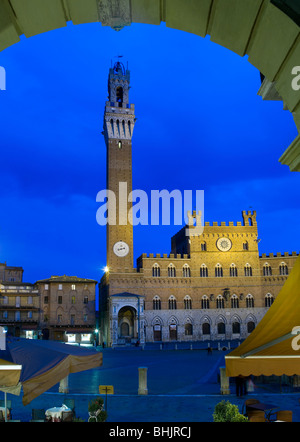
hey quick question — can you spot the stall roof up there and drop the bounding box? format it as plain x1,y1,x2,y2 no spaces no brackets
226,255,300,377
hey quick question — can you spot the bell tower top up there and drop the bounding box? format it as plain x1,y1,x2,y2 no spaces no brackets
104,60,135,143
107,60,131,107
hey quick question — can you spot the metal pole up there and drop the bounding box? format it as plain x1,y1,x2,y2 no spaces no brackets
4,391,7,422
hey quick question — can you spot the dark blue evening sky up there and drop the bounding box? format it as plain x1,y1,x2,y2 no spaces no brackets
0,22,299,283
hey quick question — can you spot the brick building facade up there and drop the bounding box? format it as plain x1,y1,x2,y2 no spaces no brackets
98,63,298,347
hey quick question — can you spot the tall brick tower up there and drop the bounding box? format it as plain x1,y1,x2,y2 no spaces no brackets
103,61,136,272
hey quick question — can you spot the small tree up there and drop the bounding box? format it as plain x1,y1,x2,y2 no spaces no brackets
213,400,248,422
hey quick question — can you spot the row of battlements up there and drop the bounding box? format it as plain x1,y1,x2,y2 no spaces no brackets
260,251,298,259
186,210,257,228
138,251,299,261
201,221,257,227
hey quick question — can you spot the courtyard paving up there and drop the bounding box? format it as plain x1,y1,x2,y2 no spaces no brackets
3,344,300,422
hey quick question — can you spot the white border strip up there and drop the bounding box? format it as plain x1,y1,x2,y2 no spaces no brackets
0,365,22,370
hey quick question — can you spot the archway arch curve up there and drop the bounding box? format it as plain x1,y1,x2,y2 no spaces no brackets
0,0,299,170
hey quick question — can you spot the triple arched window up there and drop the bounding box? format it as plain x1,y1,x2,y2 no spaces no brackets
200,264,208,277
279,262,288,275
153,296,161,310
244,263,252,277
168,264,176,277
263,263,272,276
230,263,238,277
265,293,274,307
215,264,223,278
246,294,254,308
231,294,239,309
182,264,191,277
216,295,225,309
168,295,177,309
201,295,210,309
152,263,160,277
184,295,192,309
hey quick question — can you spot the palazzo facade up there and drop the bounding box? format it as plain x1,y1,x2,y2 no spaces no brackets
98,62,298,347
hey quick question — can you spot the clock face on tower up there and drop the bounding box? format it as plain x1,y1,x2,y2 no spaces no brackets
113,241,130,257
216,237,232,252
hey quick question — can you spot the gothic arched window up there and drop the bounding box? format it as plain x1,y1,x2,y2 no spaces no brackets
201,295,210,309
185,323,193,336
200,264,208,277
279,262,289,275
184,296,192,309
153,296,161,310
182,264,191,277
263,263,272,276
152,263,160,277
247,321,255,333
265,293,274,307
246,294,254,308
168,296,177,310
231,294,239,309
168,264,176,277
232,321,240,334
202,322,210,335
217,322,225,334
230,263,238,277
216,295,225,309
215,264,223,278
244,263,252,277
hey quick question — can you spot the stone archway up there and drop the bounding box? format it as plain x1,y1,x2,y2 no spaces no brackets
0,0,299,171
118,305,137,343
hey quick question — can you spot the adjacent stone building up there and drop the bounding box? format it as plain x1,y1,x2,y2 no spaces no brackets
98,62,299,347
36,275,97,343
0,263,98,343
0,262,39,338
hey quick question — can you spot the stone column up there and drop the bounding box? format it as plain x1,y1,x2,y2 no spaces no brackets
219,367,230,395
138,367,148,395
59,376,69,394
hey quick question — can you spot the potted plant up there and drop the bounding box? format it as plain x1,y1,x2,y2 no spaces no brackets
88,397,107,422
213,400,248,422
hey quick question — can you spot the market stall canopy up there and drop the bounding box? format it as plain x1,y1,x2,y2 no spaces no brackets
0,357,22,400
226,254,300,377
0,338,102,405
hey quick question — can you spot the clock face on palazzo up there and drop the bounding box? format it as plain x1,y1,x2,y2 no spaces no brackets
216,237,232,252
113,241,130,257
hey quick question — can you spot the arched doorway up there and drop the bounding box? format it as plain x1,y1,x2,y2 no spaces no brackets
118,306,137,343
